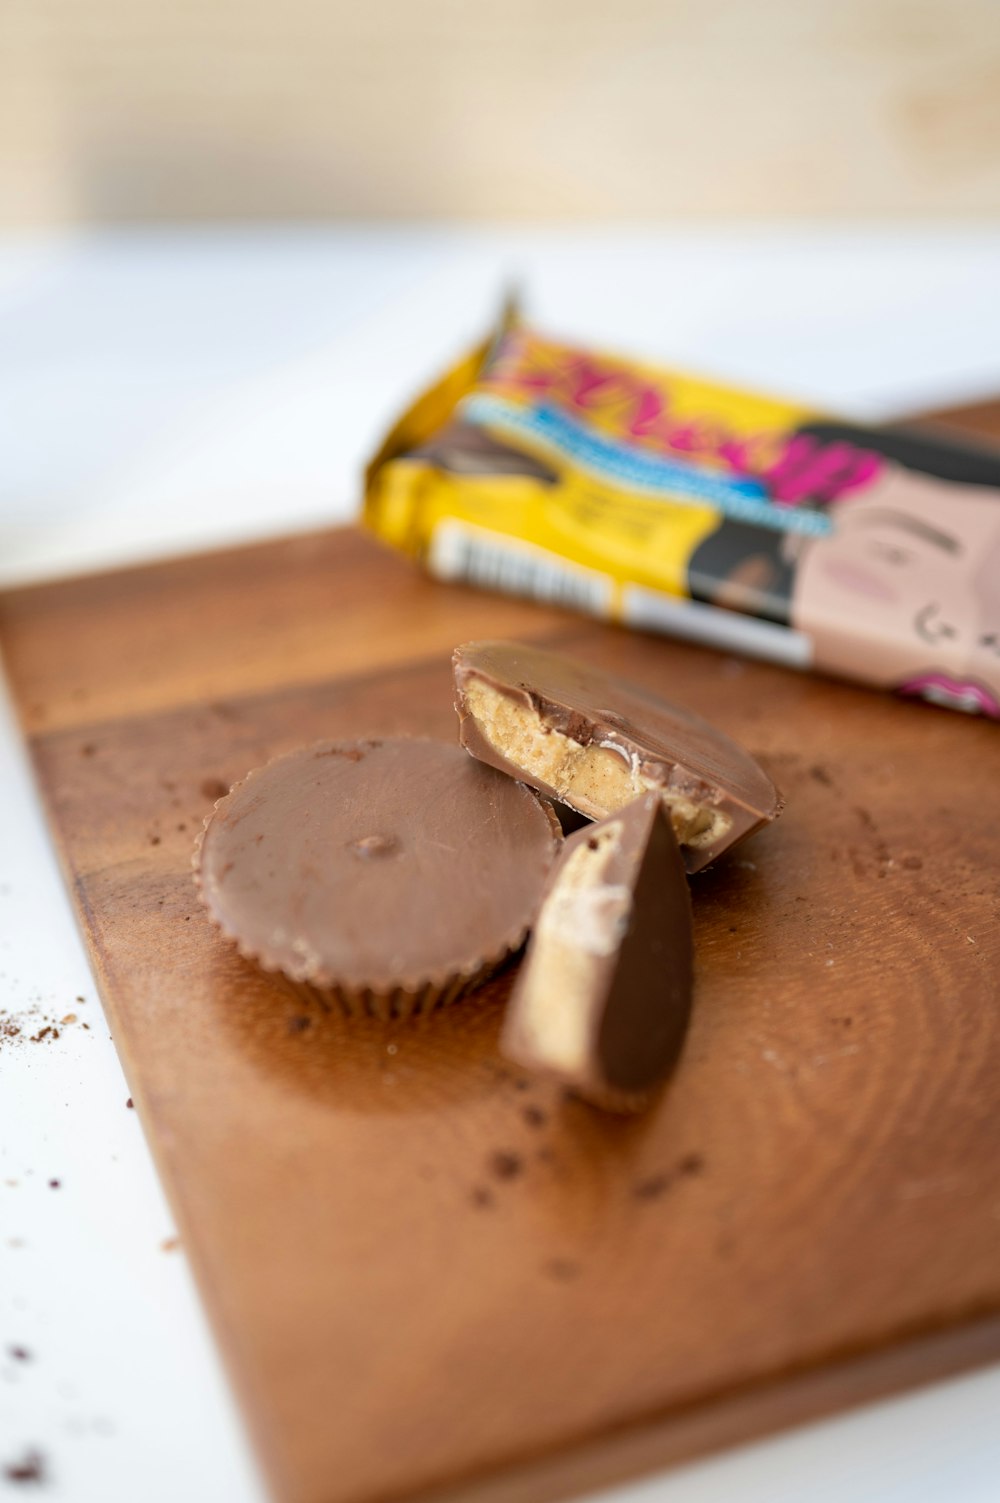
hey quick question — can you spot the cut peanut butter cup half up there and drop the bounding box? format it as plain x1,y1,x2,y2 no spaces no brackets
453,640,781,873
503,794,693,1112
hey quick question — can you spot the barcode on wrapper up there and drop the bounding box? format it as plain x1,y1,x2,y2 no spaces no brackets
429,522,614,616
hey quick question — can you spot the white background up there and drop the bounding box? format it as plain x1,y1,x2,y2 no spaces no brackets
2,226,1000,1501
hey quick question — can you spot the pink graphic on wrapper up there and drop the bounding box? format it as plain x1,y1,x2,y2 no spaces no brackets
763,435,883,506
486,330,883,506
898,671,1000,719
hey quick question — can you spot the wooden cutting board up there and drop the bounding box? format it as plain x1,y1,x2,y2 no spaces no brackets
2,401,1000,1503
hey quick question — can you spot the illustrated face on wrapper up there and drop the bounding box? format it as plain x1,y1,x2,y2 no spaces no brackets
792,467,1000,718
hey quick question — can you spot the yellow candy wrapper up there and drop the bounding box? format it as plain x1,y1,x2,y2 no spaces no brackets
365,308,1000,719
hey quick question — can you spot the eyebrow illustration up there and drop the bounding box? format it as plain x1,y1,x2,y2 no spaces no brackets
850,509,962,554
797,420,1000,489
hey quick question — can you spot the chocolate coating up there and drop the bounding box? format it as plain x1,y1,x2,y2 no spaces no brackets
195,737,562,1003
453,640,781,872
502,794,694,1111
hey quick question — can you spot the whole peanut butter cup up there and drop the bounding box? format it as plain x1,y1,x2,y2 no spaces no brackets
194,736,562,1018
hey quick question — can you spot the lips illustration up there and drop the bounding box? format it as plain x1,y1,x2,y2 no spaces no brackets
899,671,1000,719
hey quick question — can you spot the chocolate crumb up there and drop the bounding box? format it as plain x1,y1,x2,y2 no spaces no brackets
7,1347,30,1362
48,1179,60,1190
80,743,97,758
633,1172,671,1201
543,1258,580,1281
635,1152,705,1200
176,823,187,833
199,778,229,802
489,1150,523,1181
126,1098,134,1109
470,1187,494,1209
149,835,161,846
522,1105,546,1129
3,1450,46,1485
75,997,85,1004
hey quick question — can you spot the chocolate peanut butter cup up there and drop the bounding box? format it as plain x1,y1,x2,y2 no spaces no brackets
194,737,562,1017
502,794,694,1112
453,640,781,872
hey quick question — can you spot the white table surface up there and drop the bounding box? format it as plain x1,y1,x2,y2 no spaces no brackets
2,226,1000,1503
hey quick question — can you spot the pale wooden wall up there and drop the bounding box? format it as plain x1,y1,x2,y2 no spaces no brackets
3,0,1000,225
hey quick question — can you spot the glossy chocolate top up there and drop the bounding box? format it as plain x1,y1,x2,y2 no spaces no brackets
195,737,562,992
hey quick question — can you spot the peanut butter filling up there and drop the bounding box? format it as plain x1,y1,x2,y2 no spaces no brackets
512,821,628,1076
462,677,730,850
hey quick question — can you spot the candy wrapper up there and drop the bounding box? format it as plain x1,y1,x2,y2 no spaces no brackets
364,308,1000,719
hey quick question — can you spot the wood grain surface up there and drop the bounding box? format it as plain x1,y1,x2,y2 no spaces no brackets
2,411,1000,1503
